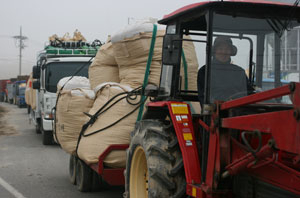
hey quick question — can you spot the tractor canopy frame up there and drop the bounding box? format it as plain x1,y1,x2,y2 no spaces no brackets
144,1,300,197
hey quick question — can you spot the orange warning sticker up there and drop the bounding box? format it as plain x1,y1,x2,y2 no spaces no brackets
192,187,197,197
183,133,193,141
171,103,189,115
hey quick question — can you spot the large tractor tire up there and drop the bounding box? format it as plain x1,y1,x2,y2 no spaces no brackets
125,119,185,198
76,159,92,192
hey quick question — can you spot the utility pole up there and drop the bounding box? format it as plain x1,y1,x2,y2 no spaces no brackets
13,26,27,76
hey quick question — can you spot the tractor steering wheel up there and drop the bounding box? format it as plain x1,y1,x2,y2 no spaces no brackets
226,91,249,101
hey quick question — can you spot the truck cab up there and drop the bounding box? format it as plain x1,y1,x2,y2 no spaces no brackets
6,80,16,104
14,80,27,108
32,41,100,145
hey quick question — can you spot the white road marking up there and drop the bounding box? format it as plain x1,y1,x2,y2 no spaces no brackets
0,176,26,198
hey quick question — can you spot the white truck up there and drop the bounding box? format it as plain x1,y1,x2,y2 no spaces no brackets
31,40,100,145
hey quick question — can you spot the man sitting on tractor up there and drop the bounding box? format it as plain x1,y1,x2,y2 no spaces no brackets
197,36,253,105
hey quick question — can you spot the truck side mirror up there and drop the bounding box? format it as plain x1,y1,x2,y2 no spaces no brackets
32,80,40,90
32,66,40,79
162,34,182,65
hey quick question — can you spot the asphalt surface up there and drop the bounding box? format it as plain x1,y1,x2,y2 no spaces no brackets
0,102,124,198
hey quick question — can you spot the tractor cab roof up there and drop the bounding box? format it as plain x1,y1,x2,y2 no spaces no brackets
158,0,300,25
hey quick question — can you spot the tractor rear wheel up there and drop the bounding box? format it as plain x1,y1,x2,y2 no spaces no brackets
125,119,185,198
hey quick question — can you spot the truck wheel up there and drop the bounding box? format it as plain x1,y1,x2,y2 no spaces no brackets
42,130,54,145
69,155,77,185
76,159,92,192
125,120,186,198
35,123,41,134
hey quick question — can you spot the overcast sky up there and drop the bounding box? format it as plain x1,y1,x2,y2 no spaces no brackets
0,0,296,79
0,0,202,79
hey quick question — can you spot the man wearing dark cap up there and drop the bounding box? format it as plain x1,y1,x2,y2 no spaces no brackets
197,36,253,105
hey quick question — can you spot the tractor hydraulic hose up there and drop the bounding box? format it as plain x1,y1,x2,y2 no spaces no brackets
137,24,157,121
241,130,262,156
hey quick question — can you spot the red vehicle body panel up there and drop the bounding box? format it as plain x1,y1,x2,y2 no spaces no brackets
148,82,300,197
90,144,129,186
162,0,294,22
0,79,9,92
0,79,9,101
87,1,300,195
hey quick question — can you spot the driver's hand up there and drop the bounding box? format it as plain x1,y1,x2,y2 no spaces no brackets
253,86,263,93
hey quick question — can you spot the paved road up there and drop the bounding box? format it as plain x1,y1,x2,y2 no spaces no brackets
0,102,123,198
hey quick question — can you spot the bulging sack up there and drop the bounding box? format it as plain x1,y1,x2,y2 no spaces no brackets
89,42,120,89
55,76,94,154
25,73,32,105
77,83,140,168
25,73,37,110
55,88,95,154
57,76,90,91
112,30,165,88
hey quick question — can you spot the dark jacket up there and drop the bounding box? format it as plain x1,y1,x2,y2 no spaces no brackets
197,58,253,105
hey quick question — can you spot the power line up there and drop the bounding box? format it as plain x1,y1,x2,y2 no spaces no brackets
13,26,28,76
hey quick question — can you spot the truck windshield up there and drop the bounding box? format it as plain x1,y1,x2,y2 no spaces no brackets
45,62,90,93
207,12,300,104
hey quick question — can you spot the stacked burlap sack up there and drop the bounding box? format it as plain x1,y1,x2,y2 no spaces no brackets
88,40,120,89
55,76,95,154
111,23,165,88
77,83,140,168
25,74,32,106
25,73,37,110
77,20,199,168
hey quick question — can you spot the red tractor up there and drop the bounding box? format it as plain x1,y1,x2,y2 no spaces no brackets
124,1,300,197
